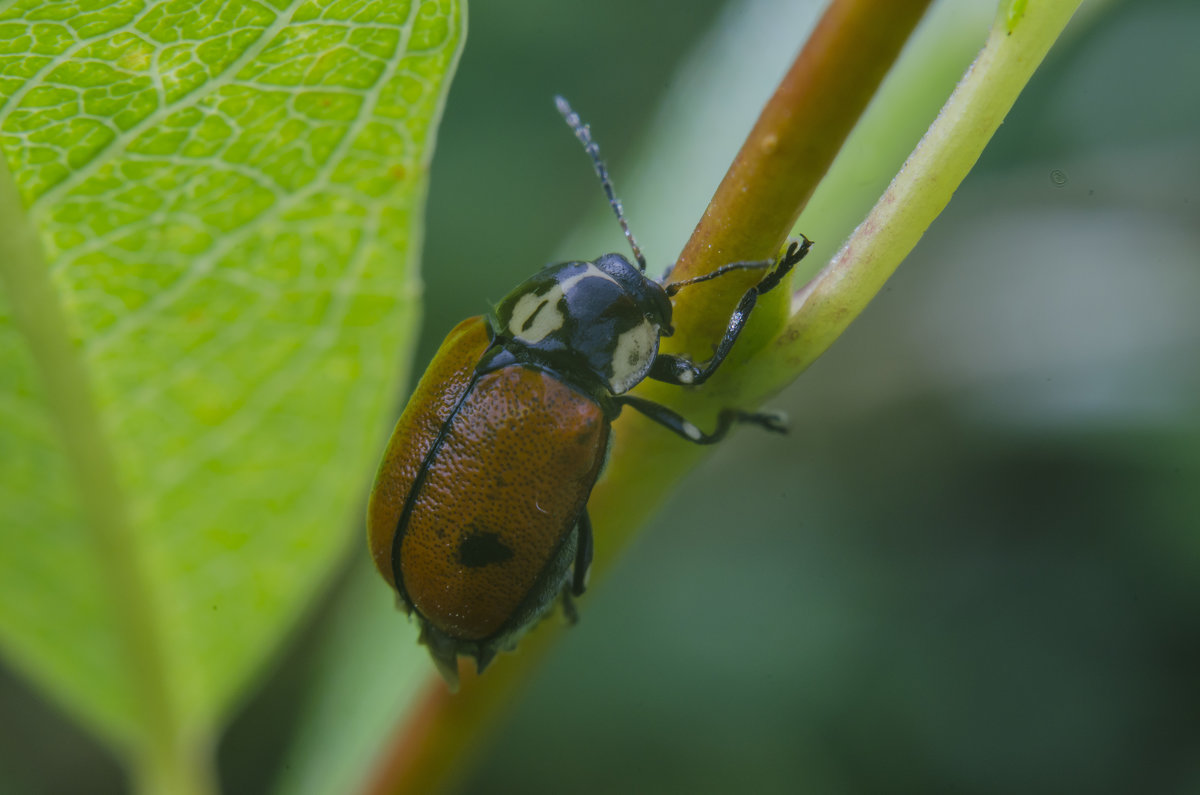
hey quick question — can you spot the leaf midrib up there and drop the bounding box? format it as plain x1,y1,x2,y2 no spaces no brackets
0,158,179,761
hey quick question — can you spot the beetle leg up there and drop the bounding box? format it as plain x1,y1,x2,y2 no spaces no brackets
419,624,463,691
475,644,498,674
649,236,812,387
662,259,773,295
572,510,594,597
615,395,787,444
561,590,579,625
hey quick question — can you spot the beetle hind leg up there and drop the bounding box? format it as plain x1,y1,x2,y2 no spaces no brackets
560,510,594,625
571,510,594,596
418,622,463,692
561,590,579,625
615,394,787,445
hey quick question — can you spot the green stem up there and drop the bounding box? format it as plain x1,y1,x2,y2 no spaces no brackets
759,0,1087,385
0,161,216,795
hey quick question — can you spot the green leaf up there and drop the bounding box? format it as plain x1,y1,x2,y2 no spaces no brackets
0,0,463,788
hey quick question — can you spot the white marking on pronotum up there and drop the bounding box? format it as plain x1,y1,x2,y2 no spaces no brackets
507,290,564,343
560,262,617,294
608,317,658,393
508,264,617,344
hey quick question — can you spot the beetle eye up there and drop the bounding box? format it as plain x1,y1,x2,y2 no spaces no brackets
661,323,675,337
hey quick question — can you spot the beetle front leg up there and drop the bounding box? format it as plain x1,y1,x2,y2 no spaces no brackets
660,258,772,289
650,236,812,387
615,395,787,444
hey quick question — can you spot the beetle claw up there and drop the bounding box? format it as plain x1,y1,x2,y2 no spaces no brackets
561,589,580,625
759,410,789,434
474,645,498,675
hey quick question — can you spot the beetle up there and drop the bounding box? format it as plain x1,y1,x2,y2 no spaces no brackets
367,96,812,688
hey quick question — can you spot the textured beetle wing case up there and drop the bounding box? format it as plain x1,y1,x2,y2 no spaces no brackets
367,315,492,589
399,366,609,641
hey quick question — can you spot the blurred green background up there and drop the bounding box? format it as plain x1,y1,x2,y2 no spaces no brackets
3,0,1199,792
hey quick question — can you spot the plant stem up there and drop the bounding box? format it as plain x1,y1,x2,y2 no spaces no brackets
669,0,933,349
601,0,937,572
759,0,1087,387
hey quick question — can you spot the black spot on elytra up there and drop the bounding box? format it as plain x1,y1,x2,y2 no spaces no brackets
459,530,514,568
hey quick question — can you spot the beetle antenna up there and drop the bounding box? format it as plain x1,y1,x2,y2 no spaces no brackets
554,95,647,272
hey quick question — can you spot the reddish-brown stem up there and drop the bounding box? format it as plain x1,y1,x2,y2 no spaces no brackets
669,0,932,351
